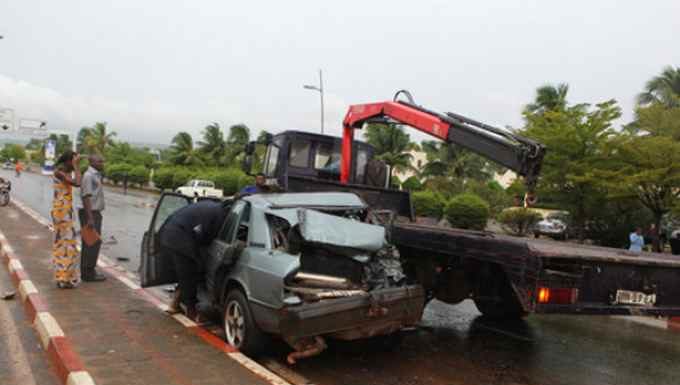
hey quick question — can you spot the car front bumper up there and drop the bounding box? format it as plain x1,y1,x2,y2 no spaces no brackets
278,285,425,341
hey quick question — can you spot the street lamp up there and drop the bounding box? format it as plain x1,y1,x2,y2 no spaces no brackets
303,69,325,134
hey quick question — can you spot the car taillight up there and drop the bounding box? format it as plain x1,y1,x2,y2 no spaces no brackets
537,287,579,305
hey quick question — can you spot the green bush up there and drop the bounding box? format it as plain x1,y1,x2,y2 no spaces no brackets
128,165,150,186
152,167,176,191
213,168,246,196
412,190,445,219
497,208,542,236
105,163,132,184
444,193,490,230
401,176,423,191
466,180,512,216
172,168,195,190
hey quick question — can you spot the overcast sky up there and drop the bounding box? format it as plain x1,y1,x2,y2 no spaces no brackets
1,0,679,145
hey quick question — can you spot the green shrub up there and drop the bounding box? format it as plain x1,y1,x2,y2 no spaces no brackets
105,163,132,184
128,165,150,186
466,180,512,216
152,167,176,191
412,190,445,219
444,193,490,230
497,208,542,236
172,168,195,190
401,176,423,191
213,168,246,196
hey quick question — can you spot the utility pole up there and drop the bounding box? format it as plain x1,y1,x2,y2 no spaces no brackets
303,69,325,134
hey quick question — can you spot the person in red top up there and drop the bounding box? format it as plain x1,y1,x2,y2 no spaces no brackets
14,160,23,177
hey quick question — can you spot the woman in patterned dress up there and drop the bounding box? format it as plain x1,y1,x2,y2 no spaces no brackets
51,151,82,289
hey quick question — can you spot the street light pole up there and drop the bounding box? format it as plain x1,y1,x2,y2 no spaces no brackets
303,69,325,134
318,69,324,134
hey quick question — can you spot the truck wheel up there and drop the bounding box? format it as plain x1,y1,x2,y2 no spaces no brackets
474,266,527,320
223,289,267,355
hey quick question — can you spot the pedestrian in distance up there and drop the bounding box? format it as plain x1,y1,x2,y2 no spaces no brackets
51,151,82,289
14,160,23,177
159,200,228,321
646,223,661,253
78,154,107,282
629,227,645,253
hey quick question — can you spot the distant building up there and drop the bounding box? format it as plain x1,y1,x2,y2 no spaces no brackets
394,150,428,182
494,170,517,188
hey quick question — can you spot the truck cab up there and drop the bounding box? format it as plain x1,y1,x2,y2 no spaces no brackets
261,131,388,188
254,131,413,218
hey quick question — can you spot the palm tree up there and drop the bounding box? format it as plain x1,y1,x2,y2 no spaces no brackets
421,140,492,182
81,122,117,155
364,123,417,179
524,83,570,114
198,122,226,166
169,132,203,166
637,66,680,107
225,124,251,164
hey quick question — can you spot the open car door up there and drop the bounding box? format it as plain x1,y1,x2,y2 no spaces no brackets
139,193,191,287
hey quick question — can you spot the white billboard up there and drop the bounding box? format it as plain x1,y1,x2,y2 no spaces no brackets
0,108,14,132
18,119,48,137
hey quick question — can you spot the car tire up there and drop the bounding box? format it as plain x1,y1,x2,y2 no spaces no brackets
223,289,267,356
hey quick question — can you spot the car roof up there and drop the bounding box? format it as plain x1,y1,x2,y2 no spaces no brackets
243,192,366,210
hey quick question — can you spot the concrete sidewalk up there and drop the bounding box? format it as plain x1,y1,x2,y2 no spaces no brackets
0,202,280,385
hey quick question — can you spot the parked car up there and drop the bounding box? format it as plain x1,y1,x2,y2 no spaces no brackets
140,192,424,362
533,210,571,240
175,179,223,198
2,161,13,170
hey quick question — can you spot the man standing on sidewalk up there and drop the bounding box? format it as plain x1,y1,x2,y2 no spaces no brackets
78,154,106,282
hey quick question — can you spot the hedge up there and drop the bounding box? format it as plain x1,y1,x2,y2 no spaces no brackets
497,207,542,236
152,166,251,195
444,193,490,230
412,190,445,219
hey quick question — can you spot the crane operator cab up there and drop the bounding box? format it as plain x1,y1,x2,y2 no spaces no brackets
243,131,392,191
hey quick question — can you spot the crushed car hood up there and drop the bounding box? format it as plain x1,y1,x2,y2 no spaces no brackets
296,208,385,252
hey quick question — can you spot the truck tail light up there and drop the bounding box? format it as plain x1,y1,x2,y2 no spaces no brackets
537,287,578,305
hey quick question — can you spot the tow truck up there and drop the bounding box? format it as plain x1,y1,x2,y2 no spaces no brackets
243,90,680,319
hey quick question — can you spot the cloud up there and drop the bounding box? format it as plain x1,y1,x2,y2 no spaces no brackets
0,74,244,144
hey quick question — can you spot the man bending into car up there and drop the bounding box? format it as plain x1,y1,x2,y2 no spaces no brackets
160,200,227,321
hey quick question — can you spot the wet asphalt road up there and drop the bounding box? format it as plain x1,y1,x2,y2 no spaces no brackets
3,169,680,385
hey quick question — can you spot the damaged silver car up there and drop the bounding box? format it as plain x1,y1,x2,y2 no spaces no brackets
140,192,424,363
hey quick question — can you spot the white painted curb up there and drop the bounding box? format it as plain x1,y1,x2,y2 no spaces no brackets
18,279,38,301
34,312,65,349
66,371,96,385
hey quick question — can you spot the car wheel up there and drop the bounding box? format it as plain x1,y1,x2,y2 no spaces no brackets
223,289,267,355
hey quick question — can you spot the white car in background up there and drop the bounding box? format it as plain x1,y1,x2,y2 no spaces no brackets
2,162,13,170
175,179,224,198
533,210,570,240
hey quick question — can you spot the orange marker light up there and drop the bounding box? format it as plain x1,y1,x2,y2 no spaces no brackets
538,287,550,304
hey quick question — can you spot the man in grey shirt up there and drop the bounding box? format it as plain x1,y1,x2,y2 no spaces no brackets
79,154,106,281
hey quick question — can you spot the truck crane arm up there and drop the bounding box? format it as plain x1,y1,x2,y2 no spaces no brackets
340,90,546,193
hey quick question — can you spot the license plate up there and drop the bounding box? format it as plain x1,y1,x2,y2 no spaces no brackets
615,290,656,306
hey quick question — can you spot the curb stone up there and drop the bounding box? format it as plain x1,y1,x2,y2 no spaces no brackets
0,230,97,385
